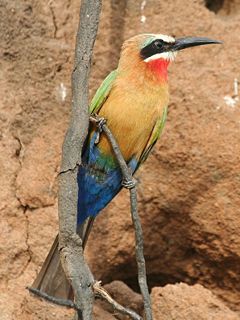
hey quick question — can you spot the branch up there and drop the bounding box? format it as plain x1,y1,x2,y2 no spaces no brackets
93,282,142,320
90,116,153,320
58,1,102,320
28,283,142,320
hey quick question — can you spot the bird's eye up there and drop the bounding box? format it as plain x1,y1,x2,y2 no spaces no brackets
153,40,164,49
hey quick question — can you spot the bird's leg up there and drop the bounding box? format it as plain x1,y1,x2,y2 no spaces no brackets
122,177,137,189
94,116,107,145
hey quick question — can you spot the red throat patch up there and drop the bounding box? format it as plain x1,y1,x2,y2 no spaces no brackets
146,58,170,81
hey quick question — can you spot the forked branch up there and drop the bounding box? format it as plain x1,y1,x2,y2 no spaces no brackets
47,0,152,318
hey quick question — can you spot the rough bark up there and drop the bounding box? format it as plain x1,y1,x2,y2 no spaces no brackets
58,1,102,319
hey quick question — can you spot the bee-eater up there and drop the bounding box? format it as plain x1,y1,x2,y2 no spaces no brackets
32,34,221,299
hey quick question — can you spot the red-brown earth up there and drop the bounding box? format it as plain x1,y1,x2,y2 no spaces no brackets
1,0,240,319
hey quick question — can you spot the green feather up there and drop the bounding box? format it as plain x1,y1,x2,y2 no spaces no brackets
88,70,118,170
89,70,117,114
139,106,168,165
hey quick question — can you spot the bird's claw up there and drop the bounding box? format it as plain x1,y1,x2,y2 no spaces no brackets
122,178,136,189
94,132,101,145
94,117,107,145
96,117,107,129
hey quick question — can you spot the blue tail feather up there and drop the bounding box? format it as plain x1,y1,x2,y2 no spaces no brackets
77,133,137,225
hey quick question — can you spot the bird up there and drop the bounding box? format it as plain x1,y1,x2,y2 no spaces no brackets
31,33,221,300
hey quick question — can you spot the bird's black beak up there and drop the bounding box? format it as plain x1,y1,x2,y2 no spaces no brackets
172,37,222,51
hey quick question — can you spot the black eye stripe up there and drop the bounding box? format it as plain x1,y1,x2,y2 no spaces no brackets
140,39,173,60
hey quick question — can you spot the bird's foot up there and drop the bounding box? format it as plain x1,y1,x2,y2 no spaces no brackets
122,178,137,189
94,117,107,145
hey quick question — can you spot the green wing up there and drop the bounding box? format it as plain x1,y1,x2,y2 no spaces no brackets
138,106,168,166
89,70,117,114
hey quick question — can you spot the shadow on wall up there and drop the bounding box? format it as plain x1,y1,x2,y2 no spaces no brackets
205,0,239,15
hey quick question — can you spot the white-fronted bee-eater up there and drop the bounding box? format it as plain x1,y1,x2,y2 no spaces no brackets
32,33,221,300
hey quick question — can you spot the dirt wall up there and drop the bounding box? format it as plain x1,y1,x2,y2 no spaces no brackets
1,0,240,319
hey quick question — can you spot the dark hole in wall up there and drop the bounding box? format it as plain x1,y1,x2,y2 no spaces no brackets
123,273,195,293
205,0,225,13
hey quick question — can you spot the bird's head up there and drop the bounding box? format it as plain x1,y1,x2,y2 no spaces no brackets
119,34,221,82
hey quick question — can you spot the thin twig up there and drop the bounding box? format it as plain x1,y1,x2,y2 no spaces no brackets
29,284,143,320
93,282,142,320
28,284,142,320
90,115,153,320
58,1,102,320
27,287,77,309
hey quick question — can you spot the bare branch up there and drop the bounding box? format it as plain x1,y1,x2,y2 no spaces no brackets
28,283,143,320
27,287,76,309
90,116,153,320
58,1,102,320
93,282,142,320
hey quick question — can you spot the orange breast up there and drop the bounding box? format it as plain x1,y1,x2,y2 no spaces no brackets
97,76,169,162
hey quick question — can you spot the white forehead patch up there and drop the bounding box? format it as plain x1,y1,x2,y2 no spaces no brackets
141,33,176,48
144,51,177,63
155,34,175,43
